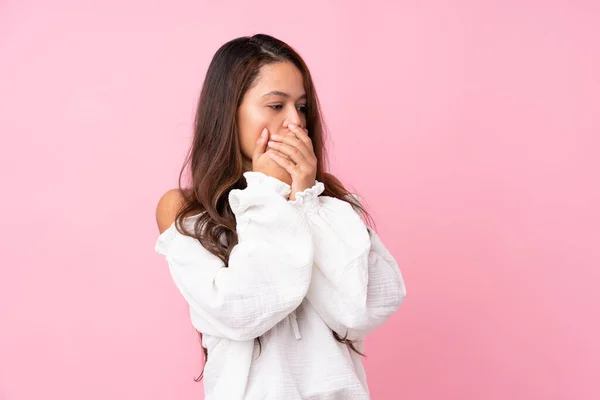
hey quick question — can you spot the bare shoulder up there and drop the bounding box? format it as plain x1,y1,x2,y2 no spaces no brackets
155,189,184,234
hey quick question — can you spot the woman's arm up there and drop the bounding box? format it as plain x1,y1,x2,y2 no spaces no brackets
155,171,313,342
290,185,407,341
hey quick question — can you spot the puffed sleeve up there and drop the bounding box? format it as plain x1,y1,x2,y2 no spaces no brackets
155,171,314,341
289,183,407,341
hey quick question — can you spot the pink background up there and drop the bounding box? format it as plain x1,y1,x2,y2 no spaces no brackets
1,1,599,399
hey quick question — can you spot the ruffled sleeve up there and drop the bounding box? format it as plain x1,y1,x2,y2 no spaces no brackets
155,171,314,341
289,184,407,341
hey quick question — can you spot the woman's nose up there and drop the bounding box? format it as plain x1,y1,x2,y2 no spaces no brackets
284,115,303,129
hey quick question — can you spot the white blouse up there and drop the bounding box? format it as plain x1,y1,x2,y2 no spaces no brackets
155,171,407,400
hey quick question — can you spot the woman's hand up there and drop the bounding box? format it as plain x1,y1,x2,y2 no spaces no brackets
266,123,317,201
252,128,293,186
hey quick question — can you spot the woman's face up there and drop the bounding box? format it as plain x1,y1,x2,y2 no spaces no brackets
237,61,307,171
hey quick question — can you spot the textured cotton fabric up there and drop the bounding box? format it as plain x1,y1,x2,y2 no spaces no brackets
155,171,407,400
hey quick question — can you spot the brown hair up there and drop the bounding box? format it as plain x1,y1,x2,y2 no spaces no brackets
172,33,375,382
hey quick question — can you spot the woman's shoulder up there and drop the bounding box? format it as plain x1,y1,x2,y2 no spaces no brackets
156,188,185,234
154,188,208,258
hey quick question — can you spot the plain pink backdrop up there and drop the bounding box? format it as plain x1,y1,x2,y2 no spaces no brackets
1,1,599,399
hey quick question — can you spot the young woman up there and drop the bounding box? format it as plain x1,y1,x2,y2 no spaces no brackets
155,33,407,400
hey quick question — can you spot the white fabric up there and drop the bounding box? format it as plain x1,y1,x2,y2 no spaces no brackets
155,171,407,399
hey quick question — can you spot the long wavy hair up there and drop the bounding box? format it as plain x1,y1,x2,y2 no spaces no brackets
172,33,376,382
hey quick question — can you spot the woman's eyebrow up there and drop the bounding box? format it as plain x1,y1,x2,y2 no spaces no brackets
262,90,307,100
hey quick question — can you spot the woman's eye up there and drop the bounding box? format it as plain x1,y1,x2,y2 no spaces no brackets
268,104,308,113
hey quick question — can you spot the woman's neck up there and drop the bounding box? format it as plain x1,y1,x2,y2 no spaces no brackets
242,157,252,173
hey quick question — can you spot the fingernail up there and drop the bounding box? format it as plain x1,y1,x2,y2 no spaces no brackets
268,141,274,146
262,128,268,136
271,134,279,139
289,123,296,128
